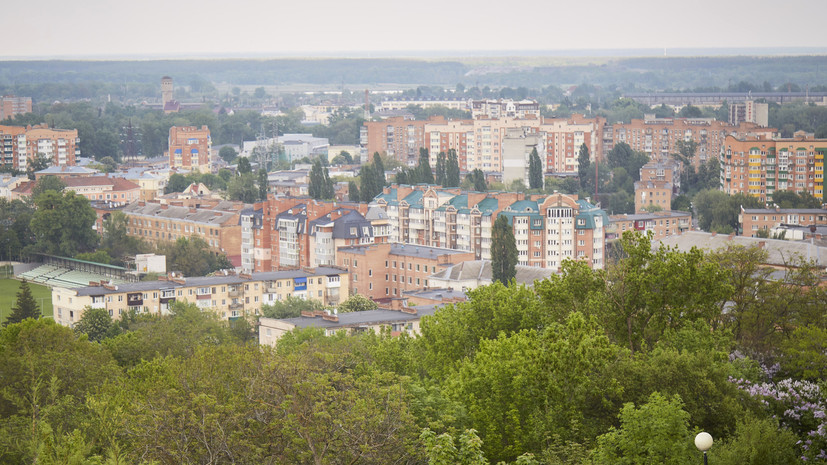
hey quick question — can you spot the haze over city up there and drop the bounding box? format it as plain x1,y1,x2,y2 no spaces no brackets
5,0,827,58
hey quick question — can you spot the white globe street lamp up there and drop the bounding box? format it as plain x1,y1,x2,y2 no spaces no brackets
695,432,713,465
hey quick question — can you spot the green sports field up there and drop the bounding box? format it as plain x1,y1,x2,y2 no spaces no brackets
0,278,54,323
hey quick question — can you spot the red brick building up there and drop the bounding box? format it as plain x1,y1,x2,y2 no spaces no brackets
739,207,827,236
168,126,211,173
336,242,474,304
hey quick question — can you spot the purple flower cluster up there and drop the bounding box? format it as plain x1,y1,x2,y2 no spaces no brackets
730,376,827,463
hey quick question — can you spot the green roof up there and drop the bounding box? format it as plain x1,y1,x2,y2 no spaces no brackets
475,197,498,212
402,190,423,205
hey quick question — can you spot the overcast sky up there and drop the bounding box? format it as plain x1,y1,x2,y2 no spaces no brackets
6,0,827,58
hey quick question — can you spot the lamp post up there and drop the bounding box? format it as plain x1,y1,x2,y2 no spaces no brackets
695,432,713,465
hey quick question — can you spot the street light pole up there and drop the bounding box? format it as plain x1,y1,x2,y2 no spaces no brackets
695,432,713,465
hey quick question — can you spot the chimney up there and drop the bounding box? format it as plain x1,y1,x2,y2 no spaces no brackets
758,241,766,249
711,232,717,237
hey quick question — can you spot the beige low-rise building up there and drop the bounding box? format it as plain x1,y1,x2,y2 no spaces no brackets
258,305,436,346
53,267,349,327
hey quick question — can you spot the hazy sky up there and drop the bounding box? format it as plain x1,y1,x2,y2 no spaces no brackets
6,0,827,58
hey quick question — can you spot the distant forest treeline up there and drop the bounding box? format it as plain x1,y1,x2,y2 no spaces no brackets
1,55,826,102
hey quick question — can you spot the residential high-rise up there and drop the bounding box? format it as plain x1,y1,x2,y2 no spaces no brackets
0,96,32,120
720,134,825,202
168,126,211,172
0,124,80,170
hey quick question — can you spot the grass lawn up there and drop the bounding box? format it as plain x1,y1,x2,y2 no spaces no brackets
0,278,54,322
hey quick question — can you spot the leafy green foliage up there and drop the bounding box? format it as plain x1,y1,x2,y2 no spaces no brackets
592,392,694,465
528,147,543,189
26,190,99,257
308,158,334,199
32,175,67,199
491,215,517,285
337,294,378,313
155,236,232,277
73,307,117,343
260,295,323,319
4,280,41,326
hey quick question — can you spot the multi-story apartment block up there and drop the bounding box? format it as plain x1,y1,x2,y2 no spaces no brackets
25,126,80,167
0,124,80,170
371,185,609,272
471,99,540,119
639,159,681,192
122,200,244,265
739,207,827,237
0,125,27,168
1,96,33,120
502,128,543,186
367,114,604,175
52,267,349,327
730,100,769,127
606,116,774,169
634,180,673,213
608,211,692,240
168,126,211,172
336,242,474,302
380,97,469,112
241,197,373,273
361,116,429,166
720,134,825,202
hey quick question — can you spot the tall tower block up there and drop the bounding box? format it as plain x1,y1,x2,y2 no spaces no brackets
161,76,174,105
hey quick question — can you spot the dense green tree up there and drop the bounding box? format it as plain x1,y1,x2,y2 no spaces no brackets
592,392,694,465
490,215,517,285
577,143,591,192
236,156,252,175
694,189,763,233
418,148,434,185
309,159,334,200
26,154,51,180
218,145,237,163
73,307,116,343
601,231,732,353
528,147,543,189
446,149,460,187
712,416,800,465
98,156,118,173
347,180,360,202
226,172,258,203
0,199,34,261
771,190,823,209
672,194,691,212
261,296,324,319
100,211,145,263
436,151,447,186
0,318,120,463
156,236,231,277
678,105,703,118
467,169,487,191
4,280,41,326
164,173,190,194
26,190,98,257
337,294,378,313
31,175,66,199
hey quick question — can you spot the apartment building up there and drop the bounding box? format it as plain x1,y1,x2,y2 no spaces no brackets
241,197,373,272
336,242,474,302
608,211,692,239
122,200,244,264
365,114,604,175
0,96,32,120
639,159,681,192
471,99,541,119
380,97,469,112
502,128,543,186
607,116,774,169
720,134,826,202
361,116,429,166
371,185,609,272
0,124,80,170
168,126,211,172
634,180,673,213
52,267,349,327
730,100,769,127
739,207,827,236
